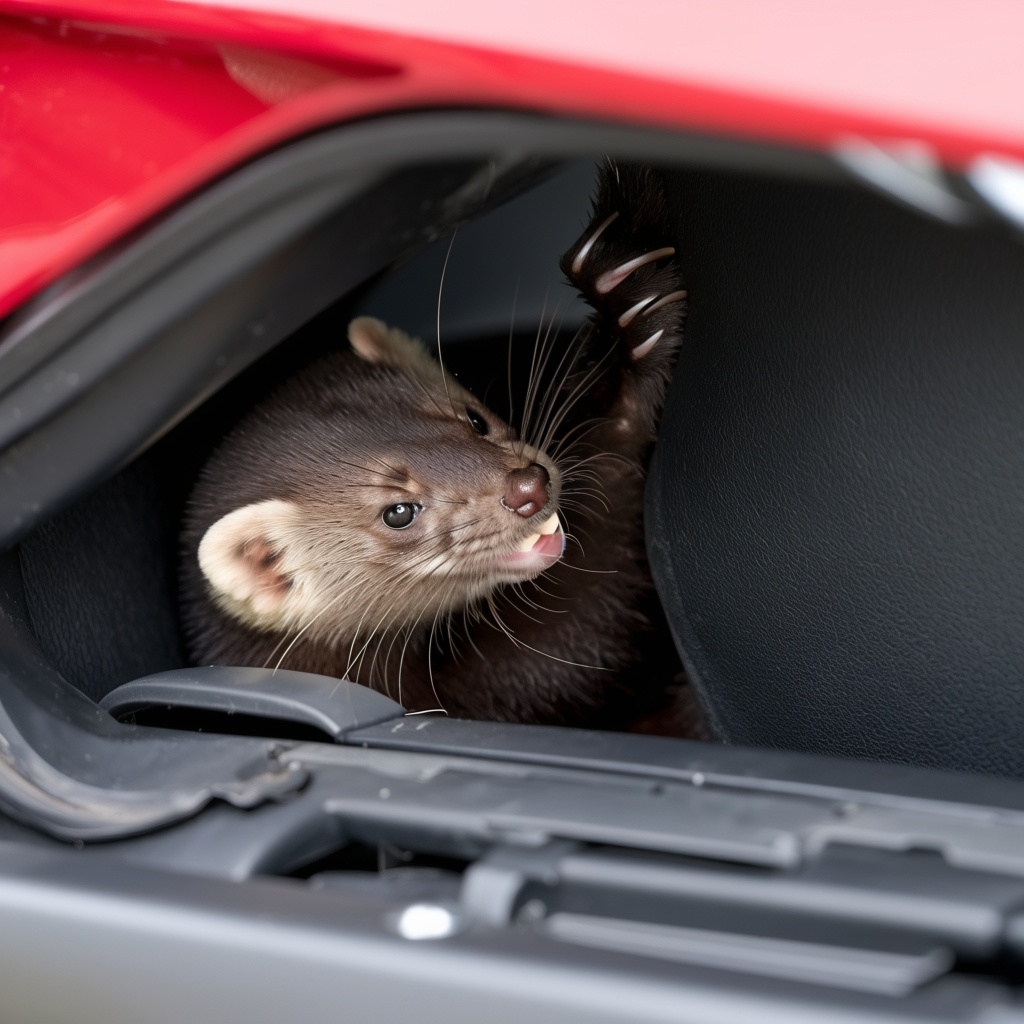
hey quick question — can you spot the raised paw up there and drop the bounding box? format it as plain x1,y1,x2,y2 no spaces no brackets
560,162,687,369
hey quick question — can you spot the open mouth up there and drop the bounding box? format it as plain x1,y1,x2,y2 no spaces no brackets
501,512,566,572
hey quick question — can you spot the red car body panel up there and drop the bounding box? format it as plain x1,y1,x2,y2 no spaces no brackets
2,0,1023,321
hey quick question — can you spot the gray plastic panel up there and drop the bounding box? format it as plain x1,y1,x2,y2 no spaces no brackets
347,716,1024,817
320,758,823,867
345,719,1024,878
542,913,952,996
100,666,405,738
554,845,1024,959
0,842,1015,1024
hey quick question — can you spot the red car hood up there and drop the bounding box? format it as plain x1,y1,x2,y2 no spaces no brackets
2,0,1023,320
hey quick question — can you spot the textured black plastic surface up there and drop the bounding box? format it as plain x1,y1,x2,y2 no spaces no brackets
18,457,185,701
648,168,1024,776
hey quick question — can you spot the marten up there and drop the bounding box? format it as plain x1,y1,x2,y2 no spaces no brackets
180,162,698,735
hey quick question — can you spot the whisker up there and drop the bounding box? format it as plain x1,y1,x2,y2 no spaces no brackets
507,280,520,432
518,295,551,457
523,305,566,444
426,609,448,715
538,340,617,454
485,599,609,671
528,322,589,452
271,588,352,675
436,228,459,416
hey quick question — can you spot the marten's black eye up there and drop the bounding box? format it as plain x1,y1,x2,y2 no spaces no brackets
382,503,421,529
467,409,489,435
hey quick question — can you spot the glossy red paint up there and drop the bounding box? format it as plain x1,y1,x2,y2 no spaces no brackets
2,0,1024,320
0,14,408,318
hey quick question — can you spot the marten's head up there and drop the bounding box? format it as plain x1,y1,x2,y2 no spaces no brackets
186,317,564,646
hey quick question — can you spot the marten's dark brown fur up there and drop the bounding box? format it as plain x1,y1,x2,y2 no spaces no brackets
180,163,694,733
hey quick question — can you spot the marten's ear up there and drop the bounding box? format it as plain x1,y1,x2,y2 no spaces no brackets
348,316,441,380
198,500,300,628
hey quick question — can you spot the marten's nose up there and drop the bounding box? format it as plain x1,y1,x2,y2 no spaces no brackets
502,464,550,518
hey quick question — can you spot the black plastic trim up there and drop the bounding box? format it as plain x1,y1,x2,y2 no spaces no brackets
0,552,306,841
101,666,405,739
0,111,847,550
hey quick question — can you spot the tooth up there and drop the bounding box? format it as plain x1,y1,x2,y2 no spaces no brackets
538,513,561,536
517,533,541,552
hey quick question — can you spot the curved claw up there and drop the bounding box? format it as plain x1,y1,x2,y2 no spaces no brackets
618,295,657,328
571,212,619,275
642,289,688,317
631,328,664,361
596,247,676,295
